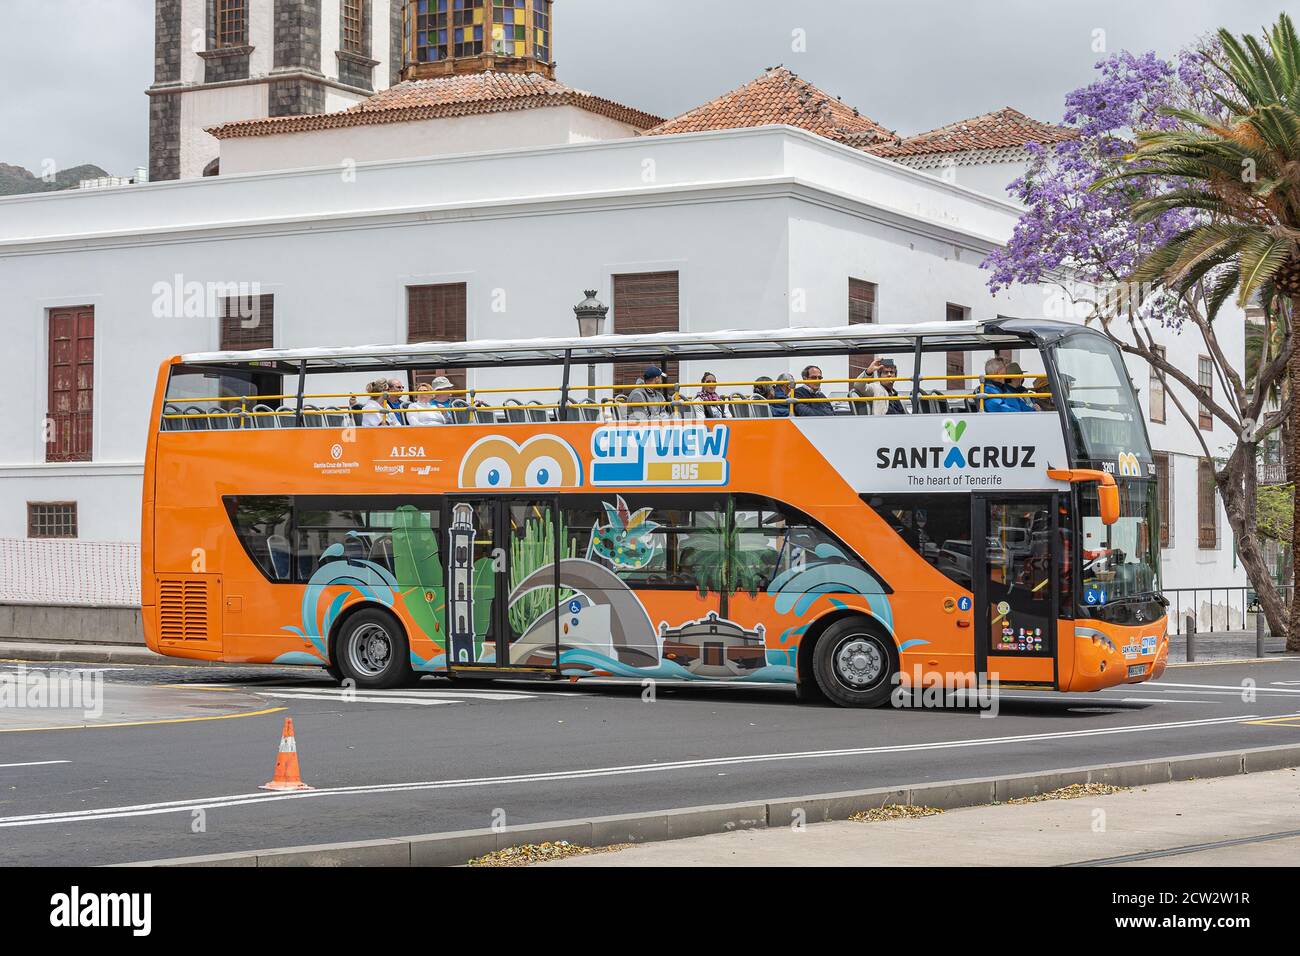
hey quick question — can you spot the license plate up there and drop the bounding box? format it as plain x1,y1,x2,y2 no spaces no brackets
1127,664,1148,677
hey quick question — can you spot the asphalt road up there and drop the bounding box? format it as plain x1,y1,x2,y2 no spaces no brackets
2,656,1299,866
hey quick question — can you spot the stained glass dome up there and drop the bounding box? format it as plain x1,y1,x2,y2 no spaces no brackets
403,0,554,79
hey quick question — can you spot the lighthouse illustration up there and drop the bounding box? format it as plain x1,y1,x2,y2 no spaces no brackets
448,503,477,664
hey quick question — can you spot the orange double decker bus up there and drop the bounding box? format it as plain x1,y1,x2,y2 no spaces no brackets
142,318,1168,707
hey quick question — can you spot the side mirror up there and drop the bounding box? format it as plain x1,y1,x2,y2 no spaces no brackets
1047,467,1121,526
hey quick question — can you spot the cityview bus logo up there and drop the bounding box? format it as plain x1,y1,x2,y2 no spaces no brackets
590,423,730,486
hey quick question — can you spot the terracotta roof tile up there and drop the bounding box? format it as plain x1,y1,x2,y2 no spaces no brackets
643,67,896,146
866,107,1075,158
208,71,663,139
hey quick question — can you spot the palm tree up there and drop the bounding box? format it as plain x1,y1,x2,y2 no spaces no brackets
1111,13,1300,649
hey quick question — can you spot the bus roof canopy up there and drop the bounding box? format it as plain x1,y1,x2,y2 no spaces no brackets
177,317,1084,372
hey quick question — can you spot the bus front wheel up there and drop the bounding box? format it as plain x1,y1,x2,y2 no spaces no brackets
812,618,898,708
334,608,412,690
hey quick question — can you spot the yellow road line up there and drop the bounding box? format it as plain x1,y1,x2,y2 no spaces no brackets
0,705,286,734
1244,715,1300,727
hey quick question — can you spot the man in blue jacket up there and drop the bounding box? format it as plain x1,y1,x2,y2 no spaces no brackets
981,357,1035,412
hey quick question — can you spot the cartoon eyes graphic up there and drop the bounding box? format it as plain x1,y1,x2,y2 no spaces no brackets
526,456,566,488
459,436,582,489
474,456,512,488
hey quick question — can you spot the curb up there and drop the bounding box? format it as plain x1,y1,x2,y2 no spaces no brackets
0,643,213,667
118,742,1300,868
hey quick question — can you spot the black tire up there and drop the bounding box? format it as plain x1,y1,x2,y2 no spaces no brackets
324,663,344,684
333,607,411,689
811,617,899,708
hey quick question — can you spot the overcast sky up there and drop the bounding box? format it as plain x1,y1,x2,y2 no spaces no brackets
0,0,1286,176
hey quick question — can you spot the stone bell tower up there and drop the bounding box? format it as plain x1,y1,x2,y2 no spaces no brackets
148,1,403,181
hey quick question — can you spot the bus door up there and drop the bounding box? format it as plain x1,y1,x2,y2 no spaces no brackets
444,497,560,670
972,494,1058,685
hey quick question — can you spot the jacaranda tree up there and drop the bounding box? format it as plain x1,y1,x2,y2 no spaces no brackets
985,38,1294,639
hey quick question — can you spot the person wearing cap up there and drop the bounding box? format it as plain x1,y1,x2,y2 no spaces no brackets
981,356,1034,412
626,366,670,421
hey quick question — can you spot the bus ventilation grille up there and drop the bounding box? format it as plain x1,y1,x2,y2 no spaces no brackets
158,579,209,642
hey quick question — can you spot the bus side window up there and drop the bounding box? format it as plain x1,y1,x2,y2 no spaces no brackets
865,494,972,591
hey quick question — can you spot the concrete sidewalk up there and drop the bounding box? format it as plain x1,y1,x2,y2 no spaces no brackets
545,768,1300,866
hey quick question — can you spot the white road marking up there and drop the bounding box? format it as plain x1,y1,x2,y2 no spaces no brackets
0,712,1276,829
256,692,455,706
1119,697,1207,704
1152,682,1300,695
0,760,70,769
252,686,535,702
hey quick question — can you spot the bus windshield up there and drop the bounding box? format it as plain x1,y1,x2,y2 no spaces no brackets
1079,479,1159,603
1053,333,1152,465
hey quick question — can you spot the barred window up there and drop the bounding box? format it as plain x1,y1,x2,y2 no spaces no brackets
28,502,78,539
215,0,248,48
342,0,366,53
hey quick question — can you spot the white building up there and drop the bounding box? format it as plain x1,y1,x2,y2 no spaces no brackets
0,0,1244,631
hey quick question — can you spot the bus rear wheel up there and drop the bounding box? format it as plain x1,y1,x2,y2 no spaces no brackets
334,608,411,690
812,618,898,708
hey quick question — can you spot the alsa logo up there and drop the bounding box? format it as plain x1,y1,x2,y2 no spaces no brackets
875,418,1036,470
390,446,427,458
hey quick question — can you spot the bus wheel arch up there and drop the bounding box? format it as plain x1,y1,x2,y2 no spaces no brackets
329,603,413,690
801,610,899,708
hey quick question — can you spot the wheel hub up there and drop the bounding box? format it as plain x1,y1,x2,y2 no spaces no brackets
836,637,883,688
350,623,393,676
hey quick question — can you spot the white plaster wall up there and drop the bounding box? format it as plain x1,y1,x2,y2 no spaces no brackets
219,105,643,173
248,0,274,77
373,0,393,90
179,83,270,179
323,88,370,112
321,0,342,77
180,0,205,85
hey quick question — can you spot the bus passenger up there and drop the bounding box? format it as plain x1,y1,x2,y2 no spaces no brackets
862,357,907,415
627,366,669,421
981,357,1034,413
771,373,795,418
406,383,448,426
793,366,834,417
1032,376,1054,411
354,378,401,426
697,372,727,419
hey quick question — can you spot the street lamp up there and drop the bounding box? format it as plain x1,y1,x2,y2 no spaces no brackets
574,289,608,407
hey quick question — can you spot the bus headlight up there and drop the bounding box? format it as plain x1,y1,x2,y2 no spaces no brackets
1075,626,1117,654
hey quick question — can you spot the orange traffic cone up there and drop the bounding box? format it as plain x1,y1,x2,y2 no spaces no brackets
260,717,314,791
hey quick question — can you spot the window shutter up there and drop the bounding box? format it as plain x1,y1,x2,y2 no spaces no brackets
613,271,680,387
407,283,468,390
945,303,967,392
1197,458,1218,549
219,295,274,351
848,279,876,377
